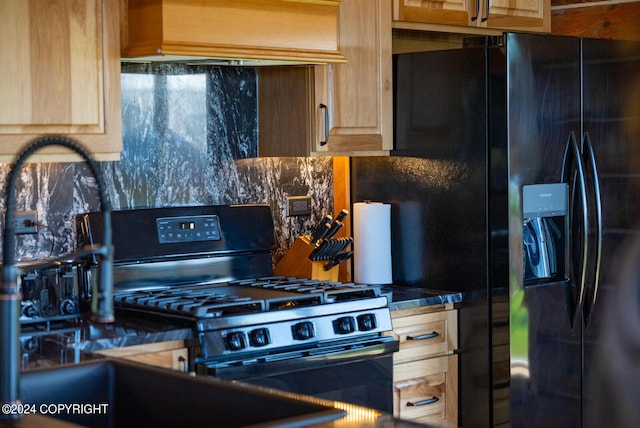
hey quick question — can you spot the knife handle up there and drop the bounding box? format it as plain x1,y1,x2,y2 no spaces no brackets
324,220,343,240
325,210,348,239
310,221,332,246
310,215,333,245
335,209,348,223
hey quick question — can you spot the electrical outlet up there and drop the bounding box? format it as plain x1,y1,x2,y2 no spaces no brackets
13,211,39,235
287,196,312,217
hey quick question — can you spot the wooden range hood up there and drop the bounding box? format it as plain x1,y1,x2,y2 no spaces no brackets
121,0,346,64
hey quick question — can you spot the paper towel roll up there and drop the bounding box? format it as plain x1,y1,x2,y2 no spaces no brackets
353,202,392,285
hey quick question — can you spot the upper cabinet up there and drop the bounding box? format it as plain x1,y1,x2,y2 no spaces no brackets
0,0,122,162
313,0,393,155
258,0,393,156
393,0,550,34
122,0,346,64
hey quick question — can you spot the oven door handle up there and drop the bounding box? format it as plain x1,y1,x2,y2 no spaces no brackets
306,338,398,360
203,337,399,378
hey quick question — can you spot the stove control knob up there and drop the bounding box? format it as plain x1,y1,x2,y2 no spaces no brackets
225,331,247,351
333,316,356,335
21,303,38,318
60,298,78,315
357,313,377,331
21,337,39,353
249,328,270,347
292,321,315,340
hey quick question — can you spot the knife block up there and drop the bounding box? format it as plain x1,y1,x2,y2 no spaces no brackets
274,236,339,282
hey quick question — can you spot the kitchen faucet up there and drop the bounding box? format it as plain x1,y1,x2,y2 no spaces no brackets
0,136,114,420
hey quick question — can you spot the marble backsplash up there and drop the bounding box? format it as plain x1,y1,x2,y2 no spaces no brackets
0,64,333,265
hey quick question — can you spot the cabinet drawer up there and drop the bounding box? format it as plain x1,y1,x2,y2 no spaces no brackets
390,309,458,363
121,348,188,372
393,355,458,426
96,340,188,372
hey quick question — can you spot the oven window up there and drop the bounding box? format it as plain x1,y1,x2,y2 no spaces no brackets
208,353,394,413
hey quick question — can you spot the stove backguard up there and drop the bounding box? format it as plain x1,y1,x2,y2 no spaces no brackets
76,204,277,293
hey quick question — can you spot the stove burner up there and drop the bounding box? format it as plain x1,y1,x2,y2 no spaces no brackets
115,286,265,318
231,277,381,304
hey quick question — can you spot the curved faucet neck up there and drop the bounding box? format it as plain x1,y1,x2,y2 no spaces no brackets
3,136,112,270
1,135,114,418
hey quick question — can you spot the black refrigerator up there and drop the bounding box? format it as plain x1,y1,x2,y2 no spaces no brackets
350,33,640,427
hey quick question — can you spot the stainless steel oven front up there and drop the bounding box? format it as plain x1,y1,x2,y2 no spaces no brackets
198,335,398,413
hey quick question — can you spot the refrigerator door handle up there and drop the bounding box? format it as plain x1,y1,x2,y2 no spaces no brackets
583,132,603,330
561,131,590,330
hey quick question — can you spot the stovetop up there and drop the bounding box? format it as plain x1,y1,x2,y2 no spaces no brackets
112,276,392,361
114,276,383,320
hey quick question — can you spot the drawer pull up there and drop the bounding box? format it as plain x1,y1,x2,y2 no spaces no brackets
407,396,439,407
406,331,439,341
178,355,188,373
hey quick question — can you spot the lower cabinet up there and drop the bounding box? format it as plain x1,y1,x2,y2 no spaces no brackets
389,304,458,426
96,340,188,372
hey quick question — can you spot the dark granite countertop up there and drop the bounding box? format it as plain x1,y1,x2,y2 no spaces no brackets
383,285,463,311
18,286,462,371
19,315,193,372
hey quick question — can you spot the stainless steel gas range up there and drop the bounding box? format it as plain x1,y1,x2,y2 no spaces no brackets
76,204,398,413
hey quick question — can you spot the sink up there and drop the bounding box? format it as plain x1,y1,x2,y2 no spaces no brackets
20,359,346,427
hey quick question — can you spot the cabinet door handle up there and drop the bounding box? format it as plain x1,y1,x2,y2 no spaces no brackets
319,103,329,146
407,396,439,407
471,0,480,21
481,0,490,22
406,331,439,341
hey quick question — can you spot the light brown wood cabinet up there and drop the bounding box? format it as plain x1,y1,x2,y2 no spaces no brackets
258,0,393,157
96,340,189,372
312,0,393,155
388,304,458,426
122,0,345,64
551,0,640,41
0,0,122,162
393,0,550,34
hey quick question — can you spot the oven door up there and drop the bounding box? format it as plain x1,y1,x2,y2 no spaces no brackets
198,336,399,413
